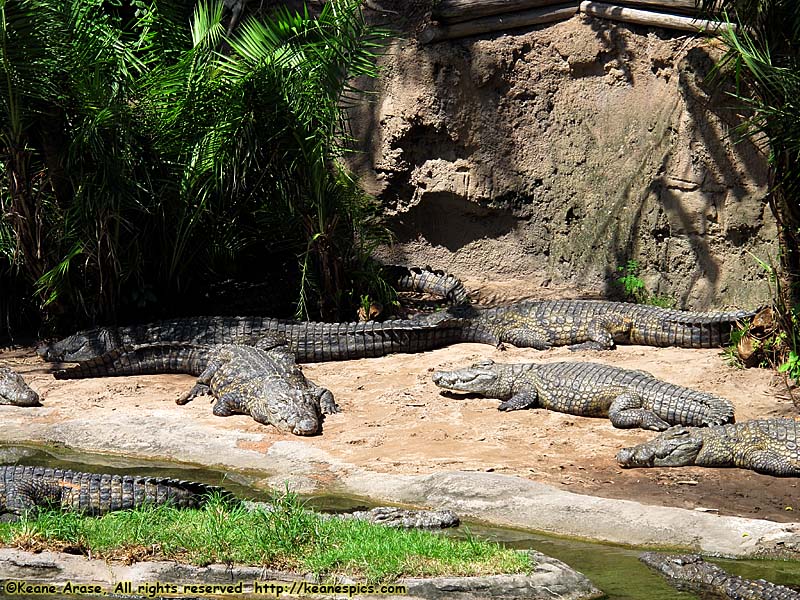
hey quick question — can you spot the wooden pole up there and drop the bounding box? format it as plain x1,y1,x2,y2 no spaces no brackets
611,0,699,14
434,0,576,24
421,3,580,44
579,1,734,33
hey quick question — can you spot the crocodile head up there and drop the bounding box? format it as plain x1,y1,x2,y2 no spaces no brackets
0,368,41,406
616,425,704,468
432,359,517,399
37,328,118,362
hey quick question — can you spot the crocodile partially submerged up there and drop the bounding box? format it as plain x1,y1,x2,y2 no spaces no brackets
617,419,800,476
0,465,221,518
55,340,338,436
432,359,734,430
641,552,800,599
0,367,40,407
39,300,756,363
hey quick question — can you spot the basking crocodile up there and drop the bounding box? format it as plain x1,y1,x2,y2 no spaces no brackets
38,311,478,363
38,300,756,363
54,340,338,435
616,419,800,476
0,367,40,406
0,465,222,518
641,552,800,600
443,300,757,351
432,360,735,430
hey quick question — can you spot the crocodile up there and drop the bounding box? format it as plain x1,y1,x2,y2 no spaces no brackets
0,465,222,518
38,311,481,363
54,339,338,435
616,419,800,476
0,367,40,406
388,264,469,305
38,299,756,363
432,359,734,430
441,300,758,351
641,552,800,599
242,503,461,529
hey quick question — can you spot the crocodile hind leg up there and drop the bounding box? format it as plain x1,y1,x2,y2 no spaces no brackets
498,391,539,411
608,391,670,430
5,479,63,516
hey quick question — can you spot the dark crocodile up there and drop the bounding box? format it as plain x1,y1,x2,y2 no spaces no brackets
0,465,221,518
38,299,756,363
0,367,40,406
54,340,338,435
617,418,800,476
389,265,469,305
432,359,735,430
641,552,800,599
38,311,480,363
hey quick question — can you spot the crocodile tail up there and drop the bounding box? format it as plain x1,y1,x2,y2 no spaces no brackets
631,306,758,348
387,265,470,305
53,343,213,379
140,476,236,508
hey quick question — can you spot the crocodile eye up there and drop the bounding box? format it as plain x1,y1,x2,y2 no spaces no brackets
476,359,495,367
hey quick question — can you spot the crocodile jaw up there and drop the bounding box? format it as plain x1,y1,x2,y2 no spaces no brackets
432,360,509,398
617,426,704,467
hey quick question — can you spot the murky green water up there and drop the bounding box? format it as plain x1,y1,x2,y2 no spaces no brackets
3,444,800,600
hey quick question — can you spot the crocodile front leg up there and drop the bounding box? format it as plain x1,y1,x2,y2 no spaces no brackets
568,315,633,351
314,386,340,415
739,450,800,477
608,391,670,430
176,358,224,405
498,391,539,411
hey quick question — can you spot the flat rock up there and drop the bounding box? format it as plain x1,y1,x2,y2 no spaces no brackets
0,548,603,600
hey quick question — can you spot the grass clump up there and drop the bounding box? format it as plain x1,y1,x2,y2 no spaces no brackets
615,260,675,308
0,492,532,584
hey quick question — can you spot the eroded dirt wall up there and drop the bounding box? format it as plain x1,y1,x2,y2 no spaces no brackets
348,14,775,309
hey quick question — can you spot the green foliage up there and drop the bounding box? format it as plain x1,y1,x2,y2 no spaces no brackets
699,0,800,377
616,260,647,303
2,493,532,583
0,0,390,333
615,260,675,308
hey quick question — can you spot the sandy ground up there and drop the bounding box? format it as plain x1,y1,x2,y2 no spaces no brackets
2,280,798,525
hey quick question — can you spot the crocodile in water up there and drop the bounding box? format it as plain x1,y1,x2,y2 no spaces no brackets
54,340,338,436
641,552,800,599
0,367,40,406
0,465,222,518
432,359,735,430
616,419,800,476
38,299,756,363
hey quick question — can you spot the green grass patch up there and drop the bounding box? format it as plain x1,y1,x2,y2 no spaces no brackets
0,493,532,583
